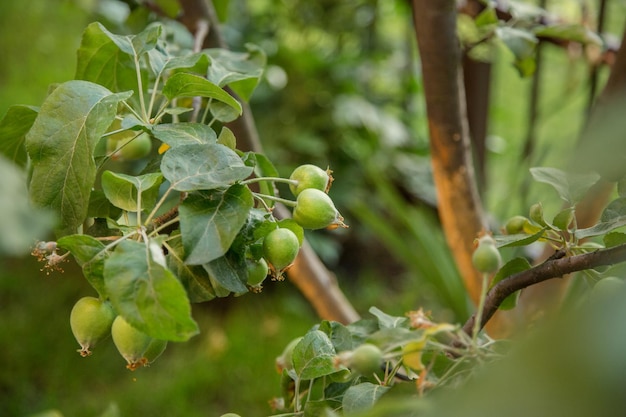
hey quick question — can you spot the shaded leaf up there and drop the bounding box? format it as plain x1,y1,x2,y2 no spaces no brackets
494,227,547,248
489,257,532,310
202,252,248,293
104,239,199,341
601,198,626,223
161,143,253,191
342,383,390,414
25,80,132,236
57,234,108,297
101,171,164,212
0,105,38,167
530,167,600,204
576,217,626,240
179,185,253,265
166,235,216,303
369,306,408,329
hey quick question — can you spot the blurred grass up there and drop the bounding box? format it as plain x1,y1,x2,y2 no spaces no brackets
0,255,316,417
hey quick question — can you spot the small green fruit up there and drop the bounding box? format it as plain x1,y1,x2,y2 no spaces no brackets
70,296,116,357
293,188,346,230
289,164,331,196
349,343,383,376
504,215,530,235
108,132,152,161
472,235,502,273
246,257,269,290
262,228,300,277
529,202,547,226
111,315,152,370
591,277,626,302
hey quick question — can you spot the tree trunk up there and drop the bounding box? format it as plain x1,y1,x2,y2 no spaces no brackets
411,1,488,305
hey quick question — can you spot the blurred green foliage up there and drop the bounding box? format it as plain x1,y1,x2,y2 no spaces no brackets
2,0,626,416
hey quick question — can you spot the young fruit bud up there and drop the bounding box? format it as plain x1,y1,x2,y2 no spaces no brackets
107,132,152,161
529,202,547,226
111,315,152,370
70,296,116,357
289,164,331,196
504,215,530,235
262,228,300,279
293,188,346,230
472,235,502,273
246,257,269,291
348,343,383,377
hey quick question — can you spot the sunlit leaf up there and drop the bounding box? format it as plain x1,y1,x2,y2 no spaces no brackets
104,239,199,341
534,24,602,46
0,105,38,167
162,72,242,115
152,123,217,149
75,22,141,96
179,185,253,265
293,330,340,381
205,44,266,101
25,80,132,236
161,143,253,191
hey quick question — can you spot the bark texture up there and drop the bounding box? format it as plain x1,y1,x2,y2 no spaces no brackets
411,1,488,305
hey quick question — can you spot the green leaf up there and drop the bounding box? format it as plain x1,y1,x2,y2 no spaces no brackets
601,198,626,222
217,126,237,150
166,235,216,302
57,234,108,297
0,156,55,256
603,232,626,248
494,227,547,248
0,105,38,167
574,197,626,240
205,44,266,101
101,171,164,212
251,152,279,202
162,72,242,115
161,143,253,191
293,330,340,381
157,53,210,80
490,257,531,310
130,23,162,56
530,167,600,204
87,190,123,220
104,239,199,341
342,383,390,414
179,185,253,265
534,24,602,46
202,252,248,293
25,80,132,236
318,321,354,352
553,208,575,231
369,306,409,329
152,123,217,149
75,22,141,96
495,26,538,76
